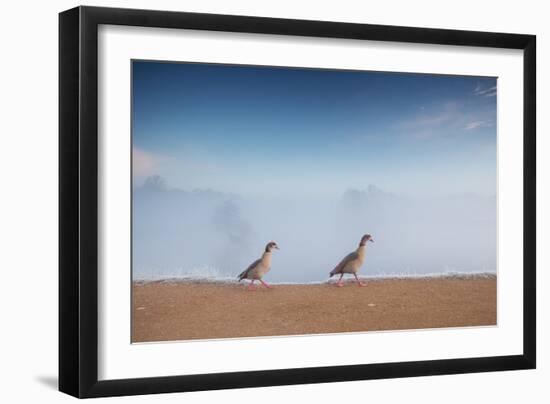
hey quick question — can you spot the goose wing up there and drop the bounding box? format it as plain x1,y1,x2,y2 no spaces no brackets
238,258,261,281
330,252,358,276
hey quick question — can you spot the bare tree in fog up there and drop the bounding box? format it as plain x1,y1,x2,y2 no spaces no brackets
142,175,167,191
212,200,252,246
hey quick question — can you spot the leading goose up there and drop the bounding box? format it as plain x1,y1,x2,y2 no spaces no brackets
238,241,279,290
329,234,374,287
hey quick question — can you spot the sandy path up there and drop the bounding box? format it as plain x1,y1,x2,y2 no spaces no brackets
132,277,496,342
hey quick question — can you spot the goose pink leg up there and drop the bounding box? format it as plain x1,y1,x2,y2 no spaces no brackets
247,280,256,291
260,280,273,289
354,273,366,287
336,273,344,287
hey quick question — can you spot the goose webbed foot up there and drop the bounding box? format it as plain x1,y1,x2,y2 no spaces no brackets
354,274,367,287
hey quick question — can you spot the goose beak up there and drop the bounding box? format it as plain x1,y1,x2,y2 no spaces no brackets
275,245,280,250
369,239,374,243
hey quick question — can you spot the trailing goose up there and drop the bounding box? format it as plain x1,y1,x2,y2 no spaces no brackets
238,241,279,290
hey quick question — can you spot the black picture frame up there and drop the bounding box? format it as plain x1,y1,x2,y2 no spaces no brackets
59,5,536,398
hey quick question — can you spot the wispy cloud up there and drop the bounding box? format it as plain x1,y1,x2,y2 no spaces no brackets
474,83,497,97
396,100,495,139
464,120,494,131
399,102,458,130
396,102,462,139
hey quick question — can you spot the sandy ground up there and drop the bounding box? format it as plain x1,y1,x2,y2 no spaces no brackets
132,277,496,342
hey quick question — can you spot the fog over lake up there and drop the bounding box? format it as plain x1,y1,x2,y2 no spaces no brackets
133,177,496,283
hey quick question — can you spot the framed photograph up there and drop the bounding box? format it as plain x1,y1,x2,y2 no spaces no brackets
59,6,536,398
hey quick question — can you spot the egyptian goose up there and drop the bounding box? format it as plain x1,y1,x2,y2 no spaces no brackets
329,234,374,287
238,241,279,290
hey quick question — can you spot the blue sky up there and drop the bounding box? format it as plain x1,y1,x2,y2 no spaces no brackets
132,61,497,198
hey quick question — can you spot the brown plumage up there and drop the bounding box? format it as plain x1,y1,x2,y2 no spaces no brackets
330,234,374,286
238,242,279,289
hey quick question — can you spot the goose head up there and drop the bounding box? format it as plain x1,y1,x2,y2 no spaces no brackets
265,241,280,252
360,234,374,246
